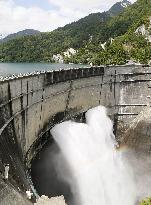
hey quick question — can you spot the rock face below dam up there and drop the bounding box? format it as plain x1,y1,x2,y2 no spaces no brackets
0,65,151,204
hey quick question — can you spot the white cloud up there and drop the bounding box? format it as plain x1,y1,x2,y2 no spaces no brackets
0,0,136,36
49,0,136,15
0,0,76,36
49,0,114,13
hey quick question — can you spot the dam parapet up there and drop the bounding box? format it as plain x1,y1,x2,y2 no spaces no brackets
0,64,151,204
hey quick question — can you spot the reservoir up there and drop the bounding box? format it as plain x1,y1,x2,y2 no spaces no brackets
0,63,86,76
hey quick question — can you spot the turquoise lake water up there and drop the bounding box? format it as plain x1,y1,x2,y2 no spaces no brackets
0,63,87,77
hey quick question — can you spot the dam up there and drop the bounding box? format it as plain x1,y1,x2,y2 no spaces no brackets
0,64,151,204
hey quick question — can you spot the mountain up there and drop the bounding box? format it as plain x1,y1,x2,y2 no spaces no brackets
108,0,131,16
71,0,151,65
0,0,132,63
1,0,150,64
0,34,5,40
0,29,40,43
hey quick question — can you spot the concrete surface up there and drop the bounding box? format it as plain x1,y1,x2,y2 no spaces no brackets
0,65,151,203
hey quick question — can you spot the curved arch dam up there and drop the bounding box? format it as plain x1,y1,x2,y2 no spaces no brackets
0,65,151,204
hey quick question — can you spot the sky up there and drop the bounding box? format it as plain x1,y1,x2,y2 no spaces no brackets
0,0,136,36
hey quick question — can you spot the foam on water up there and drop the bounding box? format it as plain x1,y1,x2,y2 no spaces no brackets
51,106,137,205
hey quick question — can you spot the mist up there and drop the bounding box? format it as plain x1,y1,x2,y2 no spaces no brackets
32,106,151,205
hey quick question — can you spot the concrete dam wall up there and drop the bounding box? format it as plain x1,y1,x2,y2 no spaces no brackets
0,65,151,204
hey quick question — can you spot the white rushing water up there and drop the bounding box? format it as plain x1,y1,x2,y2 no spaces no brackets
50,106,146,205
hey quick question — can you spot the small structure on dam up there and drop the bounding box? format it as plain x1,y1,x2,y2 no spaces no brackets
0,64,151,204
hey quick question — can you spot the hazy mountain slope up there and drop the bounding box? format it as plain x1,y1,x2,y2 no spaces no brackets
108,0,131,16
0,29,40,43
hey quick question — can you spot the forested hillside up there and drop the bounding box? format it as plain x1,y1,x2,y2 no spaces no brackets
0,12,110,62
70,0,151,65
0,0,131,63
0,0,150,65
